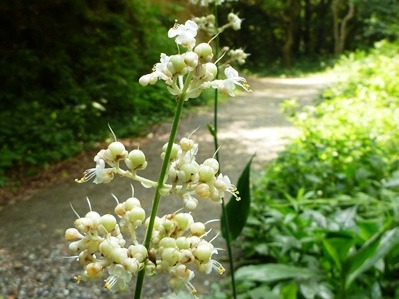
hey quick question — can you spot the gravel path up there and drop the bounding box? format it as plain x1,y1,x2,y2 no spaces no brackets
0,76,334,299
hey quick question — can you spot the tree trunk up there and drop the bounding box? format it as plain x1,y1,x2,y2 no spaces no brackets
332,0,355,54
281,0,301,66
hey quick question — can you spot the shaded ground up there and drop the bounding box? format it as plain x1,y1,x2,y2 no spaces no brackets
0,76,334,298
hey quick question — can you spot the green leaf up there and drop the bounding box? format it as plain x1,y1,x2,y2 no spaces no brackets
322,231,355,271
235,264,319,283
221,155,254,241
248,285,280,299
345,227,399,288
280,280,297,299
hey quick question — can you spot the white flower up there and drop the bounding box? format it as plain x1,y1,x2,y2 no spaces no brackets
104,264,132,293
215,173,240,200
228,13,242,31
168,20,198,50
169,265,197,296
205,66,251,97
75,156,114,184
228,48,250,64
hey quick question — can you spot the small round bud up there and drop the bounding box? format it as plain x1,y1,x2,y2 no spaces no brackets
74,217,93,233
203,158,219,174
159,237,177,249
183,195,198,211
174,213,193,231
199,165,215,182
194,244,213,262
100,214,117,232
190,222,206,236
124,257,140,273
180,163,199,183
99,240,116,257
161,143,179,160
176,237,190,250
162,248,179,266
184,51,199,68
111,247,128,264
108,141,127,160
85,211,101,227
194,43,214,63
126,149,147,170
85,262,103,278
124,197,141,211
115,203,126,216
180,137,194,152
128,244,148,262
179,249,195,264
128,207,146,226
205,63,218,80
65,228,83,240
195,183,211,198
169,55,187,74
69,240,81,252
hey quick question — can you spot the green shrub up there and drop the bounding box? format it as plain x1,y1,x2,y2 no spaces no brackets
237,41,399,298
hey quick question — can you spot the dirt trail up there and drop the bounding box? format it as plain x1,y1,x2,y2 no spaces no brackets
0,76,334,298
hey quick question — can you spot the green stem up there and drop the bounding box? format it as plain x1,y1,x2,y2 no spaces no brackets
133,75,191,299
212,4,237,299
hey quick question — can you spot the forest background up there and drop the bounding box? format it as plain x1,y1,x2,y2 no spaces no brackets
0,0,398,187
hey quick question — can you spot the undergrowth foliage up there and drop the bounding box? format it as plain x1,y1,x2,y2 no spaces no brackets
237,41,399,299
0,0,176,185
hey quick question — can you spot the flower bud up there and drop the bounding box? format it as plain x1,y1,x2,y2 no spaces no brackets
85,211,101,227
126,149,147,170
203,158,219,174
183,194,198,210
169,55,187,74
74,217,93,233
174,213,193,231
162,248,179,266
128,244,148,262
124,197,141,211
124,257,140,273
139,73,157,86
205,63,218,80
179,249,195,264
111,247,128,264
190,222,206,236
65,228,83,240
161,143,179,160
194,244,212,262
176,237,190,250
108,141,128,160
184,51,199,69
195,183,211,198
115,203,126,216
85,262,103,278
180,137,194,152
128,207,146,226
100,214,117,232
159,237,177,249
194,43,213,63
199,165,214,182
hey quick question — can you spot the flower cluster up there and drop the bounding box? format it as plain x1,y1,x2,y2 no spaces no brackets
139,19,249,98
76,135,239,211
193,12,242,36
65,194,223,295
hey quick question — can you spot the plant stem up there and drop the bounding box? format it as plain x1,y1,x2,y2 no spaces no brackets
212,4,237,299
133,79,190,298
